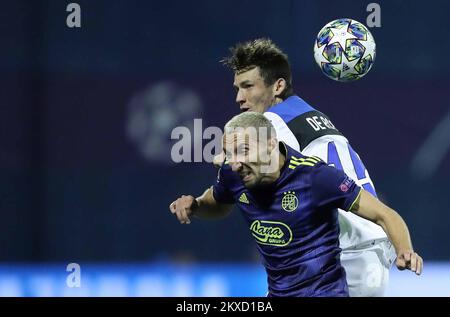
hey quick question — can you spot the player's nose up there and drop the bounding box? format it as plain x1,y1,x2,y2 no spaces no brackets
236,90,245,106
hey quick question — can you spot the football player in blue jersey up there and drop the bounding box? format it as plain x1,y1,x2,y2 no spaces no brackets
217,38,397,296
169,112,422,297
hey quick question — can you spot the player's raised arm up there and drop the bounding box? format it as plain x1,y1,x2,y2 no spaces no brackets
195,186,234,219
169,187,234,224
349,190,423,275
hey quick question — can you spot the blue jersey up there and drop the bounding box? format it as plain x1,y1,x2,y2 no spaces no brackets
212,143,362,297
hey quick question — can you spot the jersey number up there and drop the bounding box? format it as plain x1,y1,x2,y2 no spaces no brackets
327,141,377,197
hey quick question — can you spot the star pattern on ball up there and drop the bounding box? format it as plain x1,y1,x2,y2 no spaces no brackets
313,19,376,81
327,23,358,52
338,52,361,78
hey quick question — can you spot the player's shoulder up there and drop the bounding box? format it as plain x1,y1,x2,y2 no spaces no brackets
283,142,327,173
218,162,232,176
286,154,348,195
266,96,345,152
217,161,240,184
286,154,326,171
265,95,315,123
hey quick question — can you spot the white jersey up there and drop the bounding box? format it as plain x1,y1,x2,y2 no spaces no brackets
264,96,388,250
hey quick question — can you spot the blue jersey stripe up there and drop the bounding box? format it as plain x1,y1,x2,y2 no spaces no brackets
265,95,315,123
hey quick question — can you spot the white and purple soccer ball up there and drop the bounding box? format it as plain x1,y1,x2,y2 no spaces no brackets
313,18,376,82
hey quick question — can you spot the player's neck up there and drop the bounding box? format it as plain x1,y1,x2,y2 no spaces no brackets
257,151,286,186
264,96,287,112
267,152,286,181
277,151,286,177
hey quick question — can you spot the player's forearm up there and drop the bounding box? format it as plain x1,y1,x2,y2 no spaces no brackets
376,207,413,255
351,190,414,254
194,187,233,219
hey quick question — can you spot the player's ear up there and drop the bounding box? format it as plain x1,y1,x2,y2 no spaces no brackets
268,137,278,152
273,78,287,97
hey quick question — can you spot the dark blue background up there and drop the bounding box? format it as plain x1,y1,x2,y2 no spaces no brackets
1,0,449,262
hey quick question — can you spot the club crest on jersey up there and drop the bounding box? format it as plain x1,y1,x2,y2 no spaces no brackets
250,220,293,247
281,191,298,212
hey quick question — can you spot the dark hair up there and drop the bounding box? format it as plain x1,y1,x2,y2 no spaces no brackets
221,38,294,99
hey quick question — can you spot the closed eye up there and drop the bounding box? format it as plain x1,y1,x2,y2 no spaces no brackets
237,145,249,155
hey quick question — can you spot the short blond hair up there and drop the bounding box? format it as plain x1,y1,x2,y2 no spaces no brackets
224,112,276,139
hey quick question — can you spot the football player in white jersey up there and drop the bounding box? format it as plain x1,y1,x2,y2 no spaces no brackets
218,38,408,296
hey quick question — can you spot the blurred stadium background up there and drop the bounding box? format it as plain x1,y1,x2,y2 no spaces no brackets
1,0,449,296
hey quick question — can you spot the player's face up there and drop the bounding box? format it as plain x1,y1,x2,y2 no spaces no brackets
223,130,276,189
233,67,277,114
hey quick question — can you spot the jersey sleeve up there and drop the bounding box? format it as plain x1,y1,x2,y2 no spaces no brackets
212,166,235,204
310,163,362,211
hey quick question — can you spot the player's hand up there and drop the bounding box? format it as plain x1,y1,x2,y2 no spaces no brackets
169,195,198,224
395,250,423,275
213,153,225,168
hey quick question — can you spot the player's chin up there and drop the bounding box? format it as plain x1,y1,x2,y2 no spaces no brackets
242,176,257,189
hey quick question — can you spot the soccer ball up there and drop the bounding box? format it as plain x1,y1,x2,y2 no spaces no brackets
313,18,376,82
